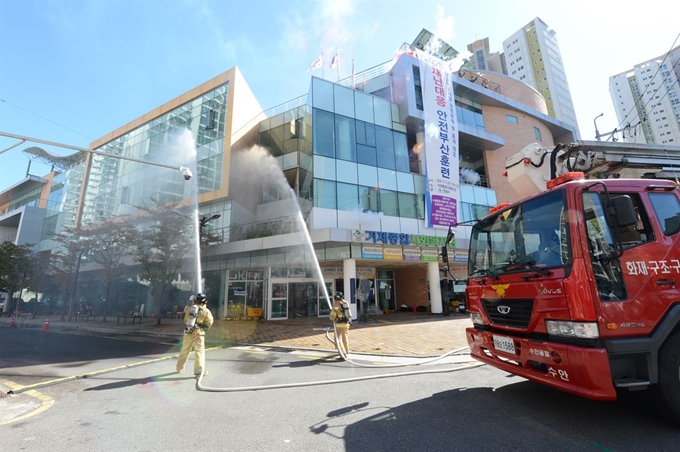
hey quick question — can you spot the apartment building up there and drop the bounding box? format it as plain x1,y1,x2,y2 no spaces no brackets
609,45,680,145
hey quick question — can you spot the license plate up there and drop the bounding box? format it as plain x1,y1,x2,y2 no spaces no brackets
493,335,516,354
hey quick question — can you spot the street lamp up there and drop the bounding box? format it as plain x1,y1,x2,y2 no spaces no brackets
594,113,604,141
199,214,221,232
0,131,194,177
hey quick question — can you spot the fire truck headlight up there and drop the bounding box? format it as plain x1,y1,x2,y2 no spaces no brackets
546,320,599,339
470,312,484,326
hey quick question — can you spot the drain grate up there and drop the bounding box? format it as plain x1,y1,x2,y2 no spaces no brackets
0,390,8,398
264,347,294,353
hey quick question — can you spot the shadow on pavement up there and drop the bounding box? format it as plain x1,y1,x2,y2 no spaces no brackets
332,380,677,452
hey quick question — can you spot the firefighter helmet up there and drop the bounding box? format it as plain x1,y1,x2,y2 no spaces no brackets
195,292,207,304
334,292,344,300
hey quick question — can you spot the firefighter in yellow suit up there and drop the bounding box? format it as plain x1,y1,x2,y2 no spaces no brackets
329,292,351,361
176,292,214,377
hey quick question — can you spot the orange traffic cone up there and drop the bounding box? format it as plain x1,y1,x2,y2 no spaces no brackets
43,318,50,331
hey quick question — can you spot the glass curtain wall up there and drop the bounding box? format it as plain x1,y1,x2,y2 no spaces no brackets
309,77,418,218
79,84,229,225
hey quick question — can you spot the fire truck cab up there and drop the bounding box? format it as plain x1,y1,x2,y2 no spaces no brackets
465,142,680,424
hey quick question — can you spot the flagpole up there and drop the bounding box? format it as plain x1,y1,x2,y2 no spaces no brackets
321,48,325,79
337,48,340,82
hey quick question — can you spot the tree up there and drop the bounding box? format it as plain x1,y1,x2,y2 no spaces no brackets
24,250,55,318
82,217,136,322
130,199,195,326
0,242,33,315
49,228,92,321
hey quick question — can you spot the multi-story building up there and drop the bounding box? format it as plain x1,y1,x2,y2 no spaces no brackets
3,39,578,321
609,46,680,145
467,38,505,74
467,17,580,136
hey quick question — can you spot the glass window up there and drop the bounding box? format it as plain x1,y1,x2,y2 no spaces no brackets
379,189,399,216
334,85,355,117
414,174,426,194
460,183,474,202
337,182,359,211
313,109,335,157
365,123,376,147
473,186,489,205
313,155,336,180
283,152,298,169
507,115,518,124
336,159,358,184
312,78,334,112
394,131,409,173
355,92,374,123
376,126,395,170
356,121,366,145
373,97,392,128
396,172,415,193
534,126,542,141
358,164,378,187
398,192,417,218
335,115,356,162
377,167,397,191
416,193,425,219
649,193,680,236
360,186,379,211
313,179,337,209
357,144,377,166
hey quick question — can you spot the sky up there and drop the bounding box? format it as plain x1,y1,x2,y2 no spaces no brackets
1,0,678,193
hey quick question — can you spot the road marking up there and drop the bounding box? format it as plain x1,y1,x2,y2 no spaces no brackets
0,380,55,425
8,346,222,394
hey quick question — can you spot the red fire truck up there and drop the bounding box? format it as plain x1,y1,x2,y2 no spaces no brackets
465,141,680,423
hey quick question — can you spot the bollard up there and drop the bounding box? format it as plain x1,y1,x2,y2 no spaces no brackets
43,318,50,331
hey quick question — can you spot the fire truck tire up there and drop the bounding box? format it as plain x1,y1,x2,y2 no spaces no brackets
657,330,680,425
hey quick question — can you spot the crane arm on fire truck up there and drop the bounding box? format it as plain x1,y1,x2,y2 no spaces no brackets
505,140,680,198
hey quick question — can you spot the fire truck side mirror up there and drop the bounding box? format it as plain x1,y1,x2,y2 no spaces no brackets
607,195,637,228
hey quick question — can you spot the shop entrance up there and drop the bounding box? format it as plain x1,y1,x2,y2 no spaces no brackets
288,282,318,318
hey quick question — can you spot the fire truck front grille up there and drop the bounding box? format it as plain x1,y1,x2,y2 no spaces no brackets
481,298,534,328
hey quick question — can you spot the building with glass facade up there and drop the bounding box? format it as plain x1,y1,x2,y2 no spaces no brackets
3,45,576,322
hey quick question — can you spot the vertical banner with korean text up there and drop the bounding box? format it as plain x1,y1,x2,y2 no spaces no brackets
417,50,459,229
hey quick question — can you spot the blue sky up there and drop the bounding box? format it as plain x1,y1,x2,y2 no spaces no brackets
1,0,677,192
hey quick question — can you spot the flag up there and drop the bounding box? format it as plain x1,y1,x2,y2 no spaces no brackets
351,59,355,88
307,53,323,72
330,51,338,69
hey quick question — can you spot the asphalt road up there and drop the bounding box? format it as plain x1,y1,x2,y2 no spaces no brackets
1,328,678,451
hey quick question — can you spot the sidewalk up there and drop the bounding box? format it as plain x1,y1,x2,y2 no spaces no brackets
0,311,472,357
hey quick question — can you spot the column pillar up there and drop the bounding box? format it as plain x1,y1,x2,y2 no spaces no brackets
343,258,357,320
428,261,443,314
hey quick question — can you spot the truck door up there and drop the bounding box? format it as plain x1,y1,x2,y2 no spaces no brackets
586,191,680,337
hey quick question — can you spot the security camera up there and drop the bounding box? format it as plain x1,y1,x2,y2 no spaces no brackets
180,166,193,181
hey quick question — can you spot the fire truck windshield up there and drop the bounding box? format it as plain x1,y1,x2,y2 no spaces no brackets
469,190,571,277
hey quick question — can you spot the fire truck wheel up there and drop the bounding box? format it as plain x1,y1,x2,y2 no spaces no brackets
657,330,680,425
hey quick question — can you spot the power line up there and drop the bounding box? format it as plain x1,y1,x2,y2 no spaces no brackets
0,98,94,141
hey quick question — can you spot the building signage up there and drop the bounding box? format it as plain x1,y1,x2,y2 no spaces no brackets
322,267,376,278
417,49,460,229
383,247,404,260
352,229,455,248
421,248,440,262
361,245,384,259
403,248,422,261
454,250,469,263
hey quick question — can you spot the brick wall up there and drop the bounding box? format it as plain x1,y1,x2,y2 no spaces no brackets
394,267,429,310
